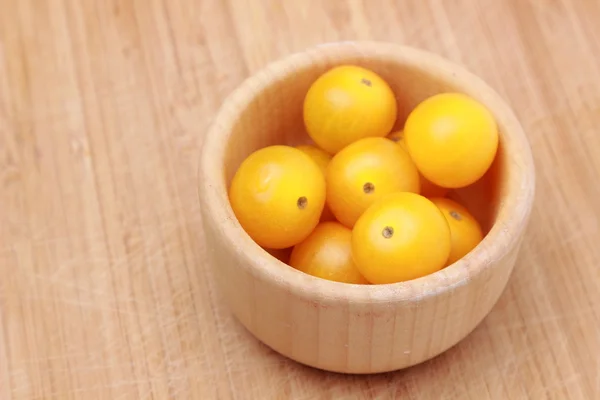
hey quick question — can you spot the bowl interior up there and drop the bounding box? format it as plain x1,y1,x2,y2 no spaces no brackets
202,43,533,300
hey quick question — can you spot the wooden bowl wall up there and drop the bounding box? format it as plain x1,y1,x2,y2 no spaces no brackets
198,41,535,374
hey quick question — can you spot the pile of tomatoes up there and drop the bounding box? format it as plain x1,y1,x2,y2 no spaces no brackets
228,65,498,284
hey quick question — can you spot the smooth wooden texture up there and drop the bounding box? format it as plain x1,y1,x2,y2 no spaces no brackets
199,42,535,374
0,0,598,398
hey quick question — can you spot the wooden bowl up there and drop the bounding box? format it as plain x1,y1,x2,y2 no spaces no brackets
198,41,535,374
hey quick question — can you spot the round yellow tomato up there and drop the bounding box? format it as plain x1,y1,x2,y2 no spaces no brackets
296,145,335,221
229,145,326,249
289,222,368,284
327,137,420,228
304,65,397,154
387,130,449,198
352,192,451,284
430,197,483,266
404,93,499,188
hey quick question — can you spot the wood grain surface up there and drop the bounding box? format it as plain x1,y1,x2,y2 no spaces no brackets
0,1,599,399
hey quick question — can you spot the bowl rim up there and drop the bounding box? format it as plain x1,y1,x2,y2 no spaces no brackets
198,41,536,304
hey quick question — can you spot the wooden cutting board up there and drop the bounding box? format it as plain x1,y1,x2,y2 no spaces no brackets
1,1,599,398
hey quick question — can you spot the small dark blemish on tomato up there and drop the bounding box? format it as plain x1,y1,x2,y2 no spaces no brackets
361,78,372,87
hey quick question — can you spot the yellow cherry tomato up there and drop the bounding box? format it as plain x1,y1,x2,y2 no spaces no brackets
404,93,499,188
352,192,451,284
304,65,397,154
296,145,335,221
289,221,368,284
387,130,449,198
430,197,483,266
229,145,326,249
327,137,420,228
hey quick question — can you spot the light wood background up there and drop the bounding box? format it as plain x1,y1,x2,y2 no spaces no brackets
1,1,599,399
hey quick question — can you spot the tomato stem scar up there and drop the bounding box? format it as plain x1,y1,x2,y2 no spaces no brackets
382,226,394,238
297,196,308,209
449,210,462,220
363,182,375,194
